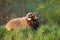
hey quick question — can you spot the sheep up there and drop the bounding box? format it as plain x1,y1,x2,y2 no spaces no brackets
5,12,40,31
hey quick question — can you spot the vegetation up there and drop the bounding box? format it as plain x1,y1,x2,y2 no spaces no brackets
0,0,60,26
0,25,60,40
0,0,60,40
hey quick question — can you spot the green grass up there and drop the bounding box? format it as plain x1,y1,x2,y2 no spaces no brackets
0,25,60,40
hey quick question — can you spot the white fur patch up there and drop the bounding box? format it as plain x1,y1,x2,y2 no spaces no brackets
27,18,31,21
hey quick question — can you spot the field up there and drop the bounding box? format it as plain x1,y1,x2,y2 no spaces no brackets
0,25,60,40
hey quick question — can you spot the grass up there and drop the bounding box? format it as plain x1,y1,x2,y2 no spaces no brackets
0,25,60,40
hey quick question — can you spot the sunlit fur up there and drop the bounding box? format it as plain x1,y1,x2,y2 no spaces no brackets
5,12,39,31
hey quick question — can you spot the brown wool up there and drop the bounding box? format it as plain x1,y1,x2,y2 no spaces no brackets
5,12,39,31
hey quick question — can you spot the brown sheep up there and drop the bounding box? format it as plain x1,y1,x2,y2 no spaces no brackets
5,12,40,31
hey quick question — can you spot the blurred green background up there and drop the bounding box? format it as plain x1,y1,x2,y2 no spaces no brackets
0,0,60,40
0,0,60,25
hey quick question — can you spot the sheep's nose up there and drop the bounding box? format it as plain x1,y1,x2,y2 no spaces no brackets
35,16,38,20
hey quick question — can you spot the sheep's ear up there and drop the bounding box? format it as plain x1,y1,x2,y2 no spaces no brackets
27,18,31,21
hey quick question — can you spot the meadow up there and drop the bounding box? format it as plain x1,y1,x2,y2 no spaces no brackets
0,25,60,40
0,0,60,40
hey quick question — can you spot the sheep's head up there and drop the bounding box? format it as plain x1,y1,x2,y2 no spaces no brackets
26,12,40,21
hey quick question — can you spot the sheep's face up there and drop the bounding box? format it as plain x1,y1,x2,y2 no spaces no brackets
26,12,39,21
